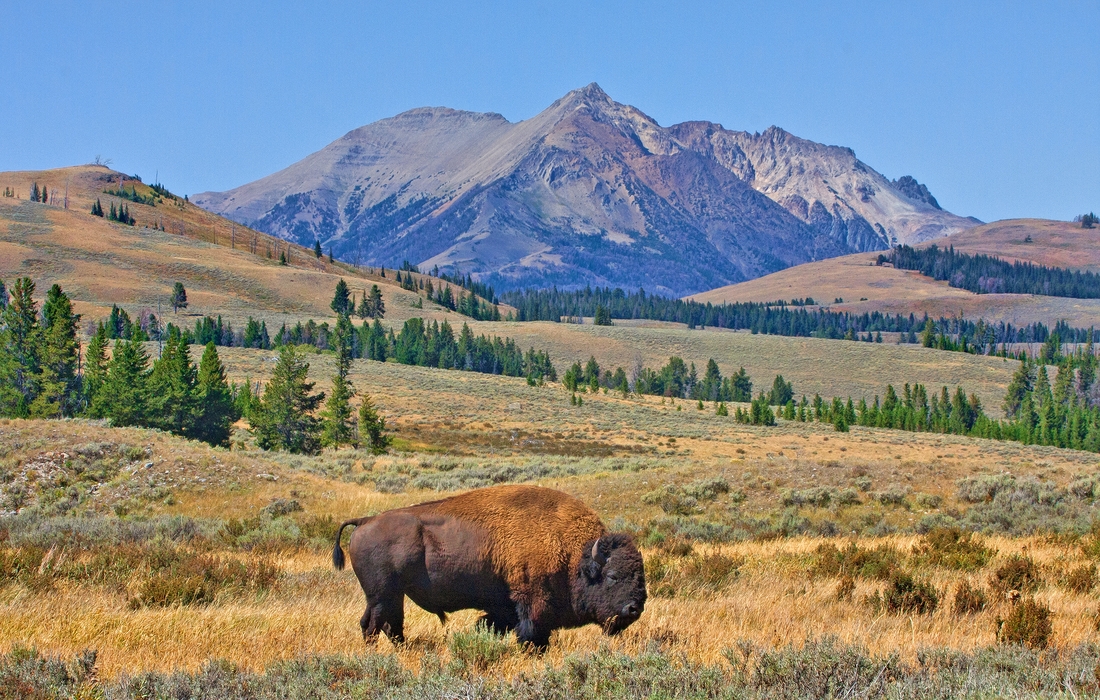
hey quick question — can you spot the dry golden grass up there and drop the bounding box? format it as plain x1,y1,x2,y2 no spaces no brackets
3,537,1099,678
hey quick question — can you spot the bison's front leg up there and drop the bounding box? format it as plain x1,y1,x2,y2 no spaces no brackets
477,605,519,636
361,594,405,643
514,604,553,651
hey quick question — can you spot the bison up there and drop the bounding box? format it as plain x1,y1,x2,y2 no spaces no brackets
332,484,646,649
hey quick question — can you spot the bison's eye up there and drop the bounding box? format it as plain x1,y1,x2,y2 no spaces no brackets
605,572,618,582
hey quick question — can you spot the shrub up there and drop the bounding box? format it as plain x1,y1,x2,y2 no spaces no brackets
781,487,841,508
997,599,1052,649
914,493,943,509
871,486,909,507
128,551,278,608
873,571,939,615
642,486,699,516
646,551,742,597
990,555,1043,597
957,475,1017,503
683,477,730,501
952,581,988,615
813,542,901,580
912,527,995,571
1064,564,1096,594
679,552,742,592
448,622,515,671
373,474,409,494
261,498,302,517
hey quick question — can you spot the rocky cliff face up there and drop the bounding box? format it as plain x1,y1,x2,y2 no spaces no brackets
195,84,977,296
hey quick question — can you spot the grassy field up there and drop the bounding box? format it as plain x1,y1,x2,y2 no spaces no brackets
2,349,1100,690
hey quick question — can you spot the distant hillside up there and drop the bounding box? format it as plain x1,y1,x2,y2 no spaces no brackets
195,84,977,296
0,166,440,325
687,218,1100,329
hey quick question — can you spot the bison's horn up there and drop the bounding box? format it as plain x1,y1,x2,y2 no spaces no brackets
592,538,605,564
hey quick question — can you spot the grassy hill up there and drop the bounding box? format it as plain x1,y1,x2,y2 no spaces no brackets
689,218,1100,329
0,166,499,329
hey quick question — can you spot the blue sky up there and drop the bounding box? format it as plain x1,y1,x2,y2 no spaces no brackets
2,0,1097,222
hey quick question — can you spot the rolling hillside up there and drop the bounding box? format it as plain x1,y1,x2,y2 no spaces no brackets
0,165,494,328
689,218,1100,329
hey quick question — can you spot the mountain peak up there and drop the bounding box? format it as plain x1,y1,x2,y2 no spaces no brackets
196,88,978,295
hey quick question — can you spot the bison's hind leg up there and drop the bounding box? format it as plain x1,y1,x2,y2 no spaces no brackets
361,594,406,644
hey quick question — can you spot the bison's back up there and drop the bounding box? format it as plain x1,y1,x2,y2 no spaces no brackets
420,485,605,585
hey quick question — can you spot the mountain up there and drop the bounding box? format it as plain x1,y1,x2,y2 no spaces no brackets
195,84,978,296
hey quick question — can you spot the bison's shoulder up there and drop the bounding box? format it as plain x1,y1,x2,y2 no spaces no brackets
425,485,605,583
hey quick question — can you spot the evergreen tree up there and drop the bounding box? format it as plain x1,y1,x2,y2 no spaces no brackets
30,284,81,418
331,278,352,316
314,240,322,258
251,345,324,454
321,314,356,448
171,282,188,313
767,375,794,406
193,342,236,446
146,328,198,435
730,367,752,402
0,277,41,415
83,324,109,415
91,198,104,217
93,337,150,426
358,394,390,454
593,304,612,326
235,378,261,422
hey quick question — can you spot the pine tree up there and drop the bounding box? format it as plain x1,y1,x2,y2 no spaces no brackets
314,240,322,258
321,314,356,448
357,394,389,454
171,282,188,313
331,279,352,316
83,324,109,415
192,342,236,446
93,337,150,426
146,328,198,435
251,345,324,454
91,198,104,217
0,278,41,415
30,284,81,418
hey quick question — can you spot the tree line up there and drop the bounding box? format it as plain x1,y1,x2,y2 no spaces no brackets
1000,339,1100,452
499,285,1100,357
885,244,1100,298
0,277,237,446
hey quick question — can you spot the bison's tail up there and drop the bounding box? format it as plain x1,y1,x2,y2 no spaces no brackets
332,517,370,571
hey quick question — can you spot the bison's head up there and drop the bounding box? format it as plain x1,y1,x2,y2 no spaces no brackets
576,534,646,635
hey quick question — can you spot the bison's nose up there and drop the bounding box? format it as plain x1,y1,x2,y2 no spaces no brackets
623,602,640,617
